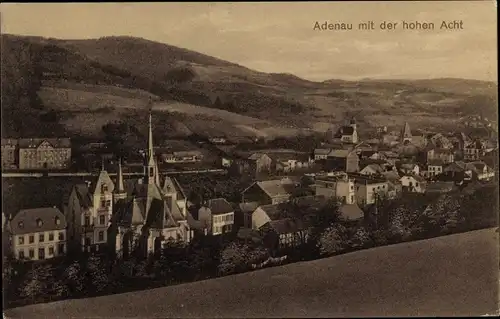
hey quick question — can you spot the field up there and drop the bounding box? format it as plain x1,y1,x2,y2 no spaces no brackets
6,228,498,318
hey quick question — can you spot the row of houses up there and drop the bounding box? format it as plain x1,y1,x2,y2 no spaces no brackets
1,138,72,170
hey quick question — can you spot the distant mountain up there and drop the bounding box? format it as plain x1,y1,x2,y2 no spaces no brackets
1,34,497,140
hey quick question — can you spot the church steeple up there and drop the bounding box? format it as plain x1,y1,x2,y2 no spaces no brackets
401,122,412,143
144,109,158,185
114,157,127,201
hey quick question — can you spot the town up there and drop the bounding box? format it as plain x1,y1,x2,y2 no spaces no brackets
2,109,498,308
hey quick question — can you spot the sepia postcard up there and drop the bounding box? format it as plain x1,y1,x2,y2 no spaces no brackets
1,1,498,318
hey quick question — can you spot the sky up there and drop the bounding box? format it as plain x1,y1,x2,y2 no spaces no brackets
0,1,497,82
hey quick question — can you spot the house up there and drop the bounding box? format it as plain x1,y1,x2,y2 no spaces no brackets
427,160,445,178
332,119,359,144
377,126,388,134
464,139,487,161
425,181,455,194
314,173,356,204
359,163,386,176
400,175,426,193
351,174,390,206
241,178,297,206
442,161,474,182
426,148,455,164
273,153,312,173
427,133,453,150
160,150,204,164
251,204,310,250
238,202,260,229
380,151,400,165
359,150,387,161
233,152,273,176
8,207,67,261
1,138,18,169
198,198,235,236
314,148,331,161
397,162,420,176
400,122,413,144
467,161,495,181
18,138,71,170
323,149,359,173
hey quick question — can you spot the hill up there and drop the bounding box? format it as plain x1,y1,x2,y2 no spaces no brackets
1,34,498,140
5,228,498,318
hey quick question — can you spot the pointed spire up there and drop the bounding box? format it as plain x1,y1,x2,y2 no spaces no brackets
155,160,160,186
101,157,105,171
147,110,155,166
116,157,125,193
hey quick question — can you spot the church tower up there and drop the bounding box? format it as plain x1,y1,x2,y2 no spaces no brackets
114,157,127,202
401,122,412,144
144,111,158,185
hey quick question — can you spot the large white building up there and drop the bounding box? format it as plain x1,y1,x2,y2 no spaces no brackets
8,207,67,261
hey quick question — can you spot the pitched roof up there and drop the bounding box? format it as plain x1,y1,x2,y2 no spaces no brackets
248,153,267,160
256,204,282,220
361,163,385,174
328,149,352,158
428,159,445,166
1,138,18,146
268,218,307,235
334,126,355,137
382,171,401,182
18,138,71,149
314,148,331,155
238,202,260,214
339,204,364,221
73,184,93,209
206,198,234,215
401,122,412,139
251,179,296,199
10,207,67,235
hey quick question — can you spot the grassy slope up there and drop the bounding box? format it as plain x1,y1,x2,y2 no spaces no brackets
1,34,498,139
6,228,498,318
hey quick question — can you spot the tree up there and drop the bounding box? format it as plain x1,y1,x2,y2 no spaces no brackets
19,264,53,302
347,226,373,249
317,224,348,256
86,255,111,293
62,261,85,295
218,242,269,276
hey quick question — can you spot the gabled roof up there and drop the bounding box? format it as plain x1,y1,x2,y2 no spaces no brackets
245,179,296,199
256,204,282,221
248,153,267,160
334,126,355,137
73,184,93,209
206,198,234,215
314,148,331,155
328,149,353,158
18,138,71,149
238,202,260,214
361,163,385,174
10,207,67,235
339,204,364,221
428,159,445,166
268,218,307,235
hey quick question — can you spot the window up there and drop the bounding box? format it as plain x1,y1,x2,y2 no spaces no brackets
29,235,34,244
149,167,154,177
105,200,111,207
19,250,25,259
55,216,61,226
36,218,43,227
58,244,65,254
38,247,45,260
84,216,90,226
18,236,24,245
58,232,64,241
98,231,104,242
39,234,45,242
18,221,24,229
416,182,419,187
48,246,54,256
49,232,54,241
85,238,91,246
29,249,34,259
101,183,108,193
99,215,106,225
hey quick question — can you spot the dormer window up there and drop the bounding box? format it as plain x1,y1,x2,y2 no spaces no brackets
101,183,108,193
149,167,154,177
55,216,61,226
18,221,24,229
36,218,43,228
